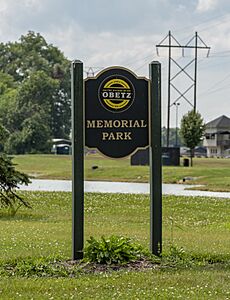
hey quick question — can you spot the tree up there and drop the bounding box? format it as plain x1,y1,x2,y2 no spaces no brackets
0,31,70,84
0,124,9,152
0,72,19,134
0,121,30,214
0,154,31,215
0,71,57,153
4,112,51,154
0,31,71,153
0,71,16,93
180,110,205,166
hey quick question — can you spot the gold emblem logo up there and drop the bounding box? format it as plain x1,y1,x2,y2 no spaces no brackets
99,76,135,113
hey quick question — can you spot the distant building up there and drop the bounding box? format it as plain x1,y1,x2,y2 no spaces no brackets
203,115,230,158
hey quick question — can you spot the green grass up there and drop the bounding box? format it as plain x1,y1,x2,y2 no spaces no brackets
0,191,230,299
13,154,72,180
13,154,230,191
1,269,230,299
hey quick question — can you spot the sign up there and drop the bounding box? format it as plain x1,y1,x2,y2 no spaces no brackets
71,60,162,260
85,67,149,158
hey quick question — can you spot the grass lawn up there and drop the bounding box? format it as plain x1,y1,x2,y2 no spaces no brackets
0,191,230,299
13,153,230,192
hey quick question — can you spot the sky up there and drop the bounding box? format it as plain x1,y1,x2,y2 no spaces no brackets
0,0,230,127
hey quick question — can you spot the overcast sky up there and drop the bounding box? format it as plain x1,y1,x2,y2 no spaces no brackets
0,0,230,126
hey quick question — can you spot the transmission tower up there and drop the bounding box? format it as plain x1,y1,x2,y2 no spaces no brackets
85,67,95,77
84,66,104,77
156,31,210,147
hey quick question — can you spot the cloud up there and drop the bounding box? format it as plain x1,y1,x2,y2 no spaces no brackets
45,22,158,73
0,0,44,42
196,0,218,12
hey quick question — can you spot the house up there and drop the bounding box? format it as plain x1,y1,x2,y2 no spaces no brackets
203,115,230,158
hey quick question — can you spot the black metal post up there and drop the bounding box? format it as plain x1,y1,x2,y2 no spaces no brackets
149,61,162,257
71,60,84,260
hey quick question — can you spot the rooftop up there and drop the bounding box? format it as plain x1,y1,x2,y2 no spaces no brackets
206,115,230,129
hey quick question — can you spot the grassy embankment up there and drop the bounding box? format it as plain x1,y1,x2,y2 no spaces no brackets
0,191,230,299
13,154,230,192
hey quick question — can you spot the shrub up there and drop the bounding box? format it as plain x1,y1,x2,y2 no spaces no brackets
84,235,145,265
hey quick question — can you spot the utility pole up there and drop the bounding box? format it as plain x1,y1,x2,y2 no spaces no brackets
156,31,210,147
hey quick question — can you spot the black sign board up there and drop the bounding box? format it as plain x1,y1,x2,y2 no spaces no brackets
85,67,149,158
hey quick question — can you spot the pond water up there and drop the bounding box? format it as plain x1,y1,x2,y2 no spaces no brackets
19,179,230,198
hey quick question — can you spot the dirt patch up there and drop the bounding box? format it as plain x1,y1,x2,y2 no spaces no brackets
56,258,159,274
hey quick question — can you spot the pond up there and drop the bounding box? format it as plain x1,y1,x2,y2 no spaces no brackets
19,179,230,198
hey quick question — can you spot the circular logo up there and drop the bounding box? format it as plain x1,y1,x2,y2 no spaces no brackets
98,75,135,113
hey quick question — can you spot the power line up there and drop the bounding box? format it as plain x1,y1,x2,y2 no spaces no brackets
133,55,156,73
198,72,230,97
198,14,230,33
122,52,154,68
199,82,230,97
174,12,230,36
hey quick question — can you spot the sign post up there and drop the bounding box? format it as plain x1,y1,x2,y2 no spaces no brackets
71,60,84,260
149,61,162,256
